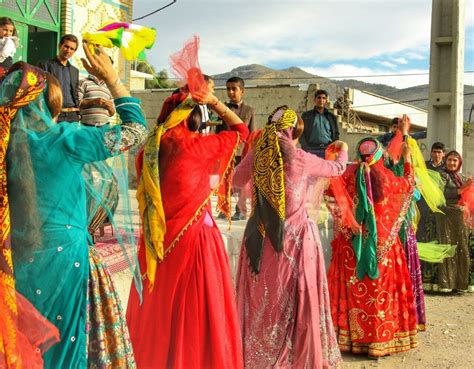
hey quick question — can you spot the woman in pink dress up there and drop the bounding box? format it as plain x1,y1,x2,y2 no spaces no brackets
235,106,347,368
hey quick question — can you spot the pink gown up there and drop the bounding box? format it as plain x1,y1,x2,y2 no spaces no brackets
235,147,347,369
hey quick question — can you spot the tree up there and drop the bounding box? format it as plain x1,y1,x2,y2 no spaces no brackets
135,60,175,89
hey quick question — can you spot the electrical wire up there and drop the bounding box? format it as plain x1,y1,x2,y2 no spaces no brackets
133,1,177,21
158,70,474,81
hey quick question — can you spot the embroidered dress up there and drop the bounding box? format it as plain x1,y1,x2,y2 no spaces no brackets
327,139,418,357
235,107,345,368
6,63,146,368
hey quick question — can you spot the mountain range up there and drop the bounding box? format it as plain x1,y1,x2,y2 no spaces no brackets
212,64,474,122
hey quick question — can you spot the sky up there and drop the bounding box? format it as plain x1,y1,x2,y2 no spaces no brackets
133,0,474,89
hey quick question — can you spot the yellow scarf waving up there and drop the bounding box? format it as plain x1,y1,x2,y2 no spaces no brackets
406,137,445,213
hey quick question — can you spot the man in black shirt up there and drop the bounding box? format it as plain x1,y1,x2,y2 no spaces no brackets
299,89,339,158
38,34,80,122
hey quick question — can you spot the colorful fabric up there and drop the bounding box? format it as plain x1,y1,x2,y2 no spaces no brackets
403,223,426,330
406,137,445,213
244,106,297,273
87,247,135,368
235,145,347,368
352,138,384,279
418,241,456,263
127,119,247,368
83,22,156,60
169,35,208,96
137,95,196,289
327,161,418,357
0,62,59,369
5,63,146,368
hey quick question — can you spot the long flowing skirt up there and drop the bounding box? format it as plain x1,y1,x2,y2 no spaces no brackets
87,247,135,368
126,220,243,369
436,207,470,291
14,229,89,369
403,224,426,330
328,234,418,357
14,230,135,369
236,220,342,368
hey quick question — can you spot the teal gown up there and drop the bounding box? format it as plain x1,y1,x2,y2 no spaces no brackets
9,97,146,368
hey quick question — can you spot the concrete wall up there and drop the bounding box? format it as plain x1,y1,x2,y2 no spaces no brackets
131,83,315,131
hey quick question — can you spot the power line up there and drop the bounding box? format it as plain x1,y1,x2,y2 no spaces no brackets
133,1,177,21
161,70,474,81
351,92,474,109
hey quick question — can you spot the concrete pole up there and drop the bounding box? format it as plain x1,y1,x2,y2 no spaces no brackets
427,0,465,154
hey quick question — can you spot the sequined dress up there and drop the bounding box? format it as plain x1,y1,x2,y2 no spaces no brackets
10,97,147,368
235,148,347,368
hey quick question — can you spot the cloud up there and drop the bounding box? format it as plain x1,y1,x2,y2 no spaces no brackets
133,0,472,87
392,57,409,65
378,61,397,68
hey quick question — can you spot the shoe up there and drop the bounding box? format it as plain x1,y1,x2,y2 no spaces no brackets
432,284,439,292
423,283,433,292
439,288,452,293
231,212,246,221
454,289,467,294
468,285,474,293
216,212,227,220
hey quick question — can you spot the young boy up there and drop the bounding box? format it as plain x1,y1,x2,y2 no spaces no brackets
217,76,255,220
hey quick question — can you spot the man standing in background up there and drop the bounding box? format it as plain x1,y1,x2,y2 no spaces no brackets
299,89,339,158
38,34,80,122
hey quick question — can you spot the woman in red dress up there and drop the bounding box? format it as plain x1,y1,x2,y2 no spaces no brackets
327,122,418,357
126,84,248,368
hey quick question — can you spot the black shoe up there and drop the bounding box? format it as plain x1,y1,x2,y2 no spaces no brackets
231,212,246,221
216,212,227,220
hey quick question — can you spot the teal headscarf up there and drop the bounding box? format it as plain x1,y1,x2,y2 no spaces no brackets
353,138,383,280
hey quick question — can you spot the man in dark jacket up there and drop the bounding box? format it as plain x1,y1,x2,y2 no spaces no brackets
38,34,80,122
299,89,339,158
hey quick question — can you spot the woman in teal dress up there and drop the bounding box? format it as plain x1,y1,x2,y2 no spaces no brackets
4,44,146,368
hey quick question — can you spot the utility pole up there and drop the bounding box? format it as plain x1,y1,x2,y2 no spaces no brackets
427,0,465,153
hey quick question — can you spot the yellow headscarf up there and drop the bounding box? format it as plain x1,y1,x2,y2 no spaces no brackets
136,96,196,290
245,105,297,273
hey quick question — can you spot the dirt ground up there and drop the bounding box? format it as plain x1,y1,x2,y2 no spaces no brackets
113,272,474,369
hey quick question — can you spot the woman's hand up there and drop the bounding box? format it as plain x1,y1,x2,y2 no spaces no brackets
192,89,218,106
332,140,349,152
398,115,410,136
81,42,117,85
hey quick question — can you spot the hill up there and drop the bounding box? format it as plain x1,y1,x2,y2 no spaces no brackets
212,64,474,122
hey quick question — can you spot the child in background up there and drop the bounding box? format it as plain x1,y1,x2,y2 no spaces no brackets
0,17,19,70
216,76,255,221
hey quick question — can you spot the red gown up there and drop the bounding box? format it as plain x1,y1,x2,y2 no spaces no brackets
127,123,248,369
327,162,418,357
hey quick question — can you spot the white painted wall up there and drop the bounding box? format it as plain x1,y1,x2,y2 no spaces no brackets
351,89,428,128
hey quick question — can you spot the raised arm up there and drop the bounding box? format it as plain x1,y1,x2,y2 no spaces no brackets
305,141,348,179
65,43,147,163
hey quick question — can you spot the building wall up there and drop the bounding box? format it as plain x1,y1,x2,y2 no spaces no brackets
351,89,428,128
